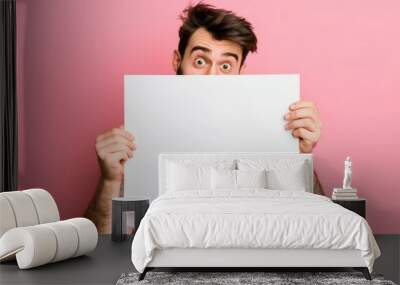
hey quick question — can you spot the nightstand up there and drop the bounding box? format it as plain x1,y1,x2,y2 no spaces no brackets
332,198,366,218
112,197,150,242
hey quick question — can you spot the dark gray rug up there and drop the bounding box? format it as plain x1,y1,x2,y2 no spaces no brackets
116,271,396,285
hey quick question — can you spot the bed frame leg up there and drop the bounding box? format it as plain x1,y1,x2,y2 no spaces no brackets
354,267,371,280
138,268,148,281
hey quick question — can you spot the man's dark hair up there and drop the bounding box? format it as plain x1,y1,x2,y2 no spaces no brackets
177,2,257,66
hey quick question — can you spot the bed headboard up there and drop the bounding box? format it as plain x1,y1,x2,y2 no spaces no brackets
158,152,313,196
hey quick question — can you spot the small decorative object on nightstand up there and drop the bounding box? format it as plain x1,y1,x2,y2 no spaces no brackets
112,196,149,242
332,198,366,218
332,156,359,200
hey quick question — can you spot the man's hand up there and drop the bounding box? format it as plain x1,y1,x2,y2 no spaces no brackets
284,100,321,153
86,125,136,234
95,125,136,183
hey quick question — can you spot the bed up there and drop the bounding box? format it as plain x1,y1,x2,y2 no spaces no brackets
130,152,380,280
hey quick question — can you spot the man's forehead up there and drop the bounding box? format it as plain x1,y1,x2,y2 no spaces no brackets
186,28,242,59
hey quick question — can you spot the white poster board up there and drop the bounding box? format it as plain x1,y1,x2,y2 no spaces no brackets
124,75,299,199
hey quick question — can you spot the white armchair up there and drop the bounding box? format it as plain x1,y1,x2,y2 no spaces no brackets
0,189,98,269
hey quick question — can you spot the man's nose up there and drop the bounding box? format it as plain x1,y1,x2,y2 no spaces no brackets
206,63,220,75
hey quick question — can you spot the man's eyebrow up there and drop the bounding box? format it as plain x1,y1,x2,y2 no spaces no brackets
190,46,239,62
190,46,211,54
222,52,239,62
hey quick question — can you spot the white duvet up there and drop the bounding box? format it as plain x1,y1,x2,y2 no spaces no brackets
131,189,380,273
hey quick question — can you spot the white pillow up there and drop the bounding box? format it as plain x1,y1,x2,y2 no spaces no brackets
237,159,308,191
211,168,237,190
211,169,267,190
266,168,306,191
237,169,267,188
166,159,235,192
167,162,212,191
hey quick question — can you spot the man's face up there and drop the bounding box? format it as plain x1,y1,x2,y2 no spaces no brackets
173,28,245,75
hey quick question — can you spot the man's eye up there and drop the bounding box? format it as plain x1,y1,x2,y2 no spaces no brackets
194,58,206,67
221,63,232,72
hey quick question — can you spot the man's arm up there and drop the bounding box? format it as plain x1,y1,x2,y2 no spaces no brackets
84,178,123,234
283,100,324,195
85,126,135,234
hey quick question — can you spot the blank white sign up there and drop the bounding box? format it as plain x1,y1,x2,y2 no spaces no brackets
124,75,299,198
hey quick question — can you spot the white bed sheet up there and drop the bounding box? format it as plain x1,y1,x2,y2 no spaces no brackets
131,189,380,273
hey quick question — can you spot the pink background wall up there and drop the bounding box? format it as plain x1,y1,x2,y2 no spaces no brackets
16,0,399,233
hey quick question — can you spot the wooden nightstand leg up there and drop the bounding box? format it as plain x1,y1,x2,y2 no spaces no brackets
354,267,372,280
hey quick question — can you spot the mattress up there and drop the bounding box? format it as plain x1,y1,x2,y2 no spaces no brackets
131,189,380,273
